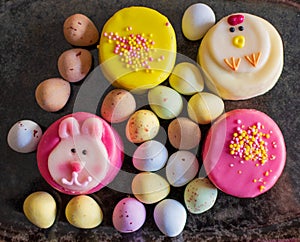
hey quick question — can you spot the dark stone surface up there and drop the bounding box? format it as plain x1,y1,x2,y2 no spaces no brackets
1,0,299,241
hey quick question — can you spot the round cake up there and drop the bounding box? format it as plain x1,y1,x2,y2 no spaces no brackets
98,6,177,92
37,112,123,195
198,13,283,100
202,109,286,198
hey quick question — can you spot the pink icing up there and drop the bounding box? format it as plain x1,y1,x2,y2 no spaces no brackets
227,14,245,26
202,109,286,198
37,112,123,195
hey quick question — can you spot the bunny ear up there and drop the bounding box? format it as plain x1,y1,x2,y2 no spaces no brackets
58,117,80,139
81,117,103,137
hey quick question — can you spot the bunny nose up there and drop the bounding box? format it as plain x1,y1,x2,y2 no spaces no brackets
70,161,83,172
232,35,245,48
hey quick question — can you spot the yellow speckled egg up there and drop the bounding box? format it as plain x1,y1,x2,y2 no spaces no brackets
63,14,99,46
35,78,71,112
169,62,204,95
126,110,160,143
132,172,170,204
65,195,103,229
184,178,218,214
101,89,136,123
187,92,224,124
148,85,183,119
58,48,92,83
23,191,57,229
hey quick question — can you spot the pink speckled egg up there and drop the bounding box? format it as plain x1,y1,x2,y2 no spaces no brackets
112,197,146,233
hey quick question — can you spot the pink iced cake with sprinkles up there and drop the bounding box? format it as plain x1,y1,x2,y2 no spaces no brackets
202,109,286,198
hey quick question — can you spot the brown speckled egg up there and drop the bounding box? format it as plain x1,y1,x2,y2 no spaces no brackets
168,117,201,150
126,110,160,143
58,48,92,83
101,89,136,123
35,78,71,112
63,13,99,46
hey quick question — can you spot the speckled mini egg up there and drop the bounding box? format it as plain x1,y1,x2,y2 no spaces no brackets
35,78,71,112
112,197,146,233
154,199,187,237
131,172,170,204
166,150,199,187
182,3,215,41
132,140,168,171
184,178,218,214
169,62,204,95
23,191,57,229
63,13,99,46
65,195,103,229
7,120,42,153
168,117,201,150
58,48,92,83
101,89,136,123
148,85,183,119
187,92,224,124
126,110,160,143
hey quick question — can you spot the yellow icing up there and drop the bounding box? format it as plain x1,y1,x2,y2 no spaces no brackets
98,7,177,91
198,13,283,100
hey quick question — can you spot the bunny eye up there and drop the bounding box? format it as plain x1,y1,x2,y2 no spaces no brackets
82,149,87,155
229,27,235,32
238,26,244,31
71,148,76,153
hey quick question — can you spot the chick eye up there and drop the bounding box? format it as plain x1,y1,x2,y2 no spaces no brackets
71,148,76,153
82,149,87,155
229,27,235,32
238,26,244,31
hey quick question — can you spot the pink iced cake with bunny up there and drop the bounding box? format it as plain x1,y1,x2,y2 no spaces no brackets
37,112,123,195
202,109,286,198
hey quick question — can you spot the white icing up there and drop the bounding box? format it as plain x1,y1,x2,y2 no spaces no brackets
62,171,92,187
209,13,270,73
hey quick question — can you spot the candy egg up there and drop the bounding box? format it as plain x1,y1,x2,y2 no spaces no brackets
132,140,168,171
166,150,199,187
132,172,170,204
65,195,103,229
154,199,187,237
58,48,92,83
187,92,224,124
23,191,56,229
7,120,42,153
148,85,183,119
112,197,146,233
35,78,71,112
182,3,215,41
101,89,136,123
126,110,160,143
168,117,201,150
169,62,204,95
184,178,218,214
63,13,99,46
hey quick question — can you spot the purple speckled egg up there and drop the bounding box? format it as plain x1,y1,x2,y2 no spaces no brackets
112,197,146,233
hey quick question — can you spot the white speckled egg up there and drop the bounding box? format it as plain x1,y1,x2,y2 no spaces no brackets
168,117,201,150
187,92,224,124
182,3,215,41
169,62,204,95
65,195,103,229
7,120,42,153
132,140,168,171
166,150,199,187
58,48,92,83
101,89,136,123
112,197,146,233
23,191,56,229
154,199,187,237
184,178,218,214
132,172,170,204
126,110,160,143
148,85,183,119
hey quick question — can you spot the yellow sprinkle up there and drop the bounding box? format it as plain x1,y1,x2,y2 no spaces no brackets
266,134,270,139
233,133,238,137
255,163,259,167
259,185,265,192
253,179,257,183
264,171,269,176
